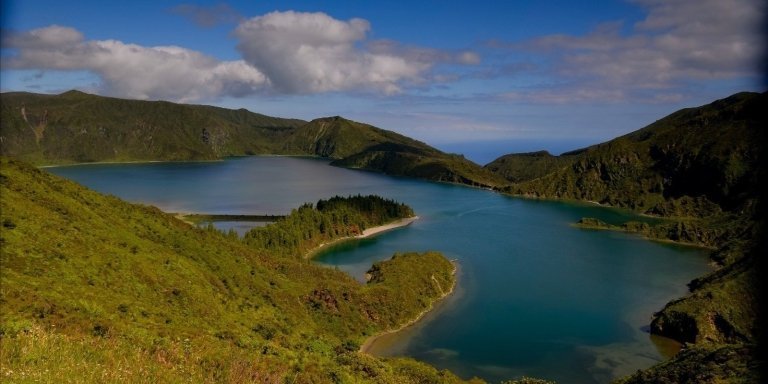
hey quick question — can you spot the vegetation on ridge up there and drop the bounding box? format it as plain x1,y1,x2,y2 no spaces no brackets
0,157,469,383
485,150,574,184
492,92,765,218
0,90,503,188
0,90,306,163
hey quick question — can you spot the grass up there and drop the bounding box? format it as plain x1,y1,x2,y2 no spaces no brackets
0,156,474,383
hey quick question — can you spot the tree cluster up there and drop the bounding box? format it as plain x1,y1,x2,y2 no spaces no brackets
242,195,414,257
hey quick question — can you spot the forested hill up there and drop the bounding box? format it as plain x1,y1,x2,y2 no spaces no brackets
282,115,505,187
487,91,767,383
489,91,767,218
484,150,575,184
0,90,306,162
0,156,468,383
0,90,504,188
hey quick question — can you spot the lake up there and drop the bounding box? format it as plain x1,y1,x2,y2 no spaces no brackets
46,156,710,383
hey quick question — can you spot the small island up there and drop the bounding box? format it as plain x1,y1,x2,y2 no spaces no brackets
240,194,417,258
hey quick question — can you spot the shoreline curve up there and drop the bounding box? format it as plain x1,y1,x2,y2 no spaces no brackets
359,261,458,354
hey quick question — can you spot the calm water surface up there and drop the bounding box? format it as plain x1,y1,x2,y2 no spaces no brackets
47,157,710,383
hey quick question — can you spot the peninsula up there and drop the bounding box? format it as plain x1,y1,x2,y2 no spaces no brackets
359,260,458,354
0,158,462,383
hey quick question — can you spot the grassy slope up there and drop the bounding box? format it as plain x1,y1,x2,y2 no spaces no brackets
488,92,767,383
0,91,501,188
0,157,472,383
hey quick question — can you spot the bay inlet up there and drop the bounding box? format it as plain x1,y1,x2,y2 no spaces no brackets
47,156,711,384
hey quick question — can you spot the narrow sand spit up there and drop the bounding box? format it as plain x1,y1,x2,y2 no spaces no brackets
305,216,419,259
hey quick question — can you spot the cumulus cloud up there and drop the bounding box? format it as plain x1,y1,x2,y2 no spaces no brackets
2,25,266,102
512,0,765,102
234,11,433,94
2,11,473,100
2,25,84,48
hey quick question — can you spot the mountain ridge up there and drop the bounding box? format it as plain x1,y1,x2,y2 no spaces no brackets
0,90,504,188
490,91,766,216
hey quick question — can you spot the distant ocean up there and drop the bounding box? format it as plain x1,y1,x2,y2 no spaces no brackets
436,138,599,165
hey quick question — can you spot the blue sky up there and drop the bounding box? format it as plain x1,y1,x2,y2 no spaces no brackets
2,0,765,162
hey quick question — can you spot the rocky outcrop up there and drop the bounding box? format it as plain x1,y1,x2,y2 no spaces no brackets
615,344,761,384
651,252,759,344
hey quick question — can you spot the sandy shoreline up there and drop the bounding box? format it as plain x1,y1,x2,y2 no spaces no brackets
304,216,420,259
359,261,458,354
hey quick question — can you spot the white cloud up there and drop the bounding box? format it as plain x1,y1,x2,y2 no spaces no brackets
3,25,84,48
234,11,432,94
510,0,765,103
2,25,266,102
2,11,473,100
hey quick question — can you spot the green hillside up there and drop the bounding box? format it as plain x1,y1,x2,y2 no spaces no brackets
488,92,767,383
284,116,506,187
495,92,766,216
282,115,432,159
0,157,473,383
484,150,574,183
0,90,306,164
0,91,501,188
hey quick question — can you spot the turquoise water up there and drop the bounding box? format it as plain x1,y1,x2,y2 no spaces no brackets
47,156,710,383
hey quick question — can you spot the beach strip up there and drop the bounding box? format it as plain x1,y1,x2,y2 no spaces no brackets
305,216,419,259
